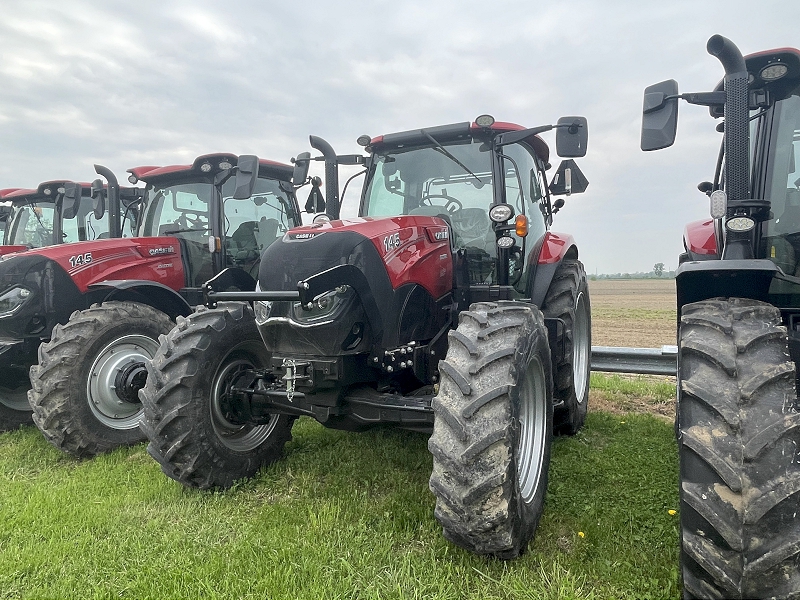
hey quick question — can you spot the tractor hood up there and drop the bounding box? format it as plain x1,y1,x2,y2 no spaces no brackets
0,237,185,294
257,215,453,301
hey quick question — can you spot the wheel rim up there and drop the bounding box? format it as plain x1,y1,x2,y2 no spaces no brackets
86,334,160,429
210,357,279,452
516,355,548,504
573,290,590,405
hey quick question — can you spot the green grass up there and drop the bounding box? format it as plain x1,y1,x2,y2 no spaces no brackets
590,373,676,403
0,412,679,599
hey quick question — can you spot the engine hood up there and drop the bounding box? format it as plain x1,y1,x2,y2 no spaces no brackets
258,215,453,300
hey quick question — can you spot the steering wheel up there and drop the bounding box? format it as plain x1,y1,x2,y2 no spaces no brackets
420,194,462,214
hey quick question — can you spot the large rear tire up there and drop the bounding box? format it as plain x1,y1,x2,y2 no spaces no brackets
541,259,591,435
678,298,800,598
428,301,553,559
28,302,173,457
140,303,294,490
0,365,33,432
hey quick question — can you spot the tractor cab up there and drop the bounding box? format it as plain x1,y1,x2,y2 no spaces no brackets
1,180,139,254
130,154,304,292
356,117,588,299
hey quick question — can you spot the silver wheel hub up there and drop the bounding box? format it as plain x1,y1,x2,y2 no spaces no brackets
573,291,590,405
86,334,159,429
210,358,279,452
516,356,548,504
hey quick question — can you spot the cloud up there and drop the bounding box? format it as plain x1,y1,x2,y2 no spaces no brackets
0,0,798,273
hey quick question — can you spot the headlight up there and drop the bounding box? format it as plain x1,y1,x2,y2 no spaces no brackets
292,286,351,323
255,301,273,325
489,204,515,223
0,286,33,317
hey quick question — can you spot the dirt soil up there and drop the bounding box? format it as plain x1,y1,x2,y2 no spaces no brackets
589,278,676,348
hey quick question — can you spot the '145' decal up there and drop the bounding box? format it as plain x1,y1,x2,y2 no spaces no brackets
383,233,400,253
68,252,92,268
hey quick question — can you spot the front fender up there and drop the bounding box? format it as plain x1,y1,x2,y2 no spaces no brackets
531,232,578,307
89,280,192,320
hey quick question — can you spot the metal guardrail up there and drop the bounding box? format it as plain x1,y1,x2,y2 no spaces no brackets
590,345,678,376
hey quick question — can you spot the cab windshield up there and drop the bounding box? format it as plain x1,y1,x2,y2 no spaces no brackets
363,140,493,219
761,91,800,275
8,202,56,247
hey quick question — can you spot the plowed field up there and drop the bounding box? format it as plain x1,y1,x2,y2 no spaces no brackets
589,278,676,348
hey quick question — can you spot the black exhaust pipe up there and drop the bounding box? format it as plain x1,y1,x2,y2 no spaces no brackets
309,136,340,220
707,35,749,208
94,164,121,239
707,35,753,260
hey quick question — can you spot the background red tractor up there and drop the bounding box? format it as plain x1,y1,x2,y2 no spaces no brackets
0,154,307,454
141,115,590,559
0,178,139,255
642,35,800,598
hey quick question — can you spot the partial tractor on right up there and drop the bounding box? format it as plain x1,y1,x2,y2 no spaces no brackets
642,35,800,598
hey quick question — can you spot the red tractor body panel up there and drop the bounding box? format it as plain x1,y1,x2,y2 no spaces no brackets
0,245,28,256
537,232,576,264
28,237,186,293
289,216,453,300
684,219,717,256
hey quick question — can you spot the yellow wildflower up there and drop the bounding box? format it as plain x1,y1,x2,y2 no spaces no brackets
668,510,677,516
578,531,585,538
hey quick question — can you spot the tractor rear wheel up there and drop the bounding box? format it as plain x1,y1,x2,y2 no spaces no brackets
28,302,173,457
678,298,800,598
541,259,591,435
428,301,553,559
140,303,294,490
0,366,33,432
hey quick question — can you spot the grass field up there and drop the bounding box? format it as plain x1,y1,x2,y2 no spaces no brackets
0,279,682,599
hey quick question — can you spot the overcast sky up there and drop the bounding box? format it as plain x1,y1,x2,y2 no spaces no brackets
1,0,798,274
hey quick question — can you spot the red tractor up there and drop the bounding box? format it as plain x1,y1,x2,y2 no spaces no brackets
0,173,140,425
641,35,800,598
0,178,139,255
0,154,307,453
141,116,590,558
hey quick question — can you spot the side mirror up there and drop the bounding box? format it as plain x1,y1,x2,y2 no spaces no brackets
292,152,311,186
233,155,259,199
0,205,12,222
91,178,106,220
550,160,589,196
304,176,326,213
61,182,82,220
641,79,679,151
556,116,588,158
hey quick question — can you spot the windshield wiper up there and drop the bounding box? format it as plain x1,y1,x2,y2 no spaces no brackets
162,227,210,235
421,130,484,185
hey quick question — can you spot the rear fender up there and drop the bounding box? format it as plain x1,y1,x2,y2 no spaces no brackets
530,232,578,307
88,280,192,320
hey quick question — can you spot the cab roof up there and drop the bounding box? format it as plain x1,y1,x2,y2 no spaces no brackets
368,119,550,163
128,153,294,183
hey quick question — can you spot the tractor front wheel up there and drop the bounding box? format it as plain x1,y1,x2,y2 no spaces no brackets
28,302,173,457
140,303,294,490
428,300,553,559
678,298,800,598
541,259,591,435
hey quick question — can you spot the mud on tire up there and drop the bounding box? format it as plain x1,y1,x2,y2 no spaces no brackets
28,301,173,457
140,302,294,490
678,298,800,598
541,259,591,436
428,300,553,559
